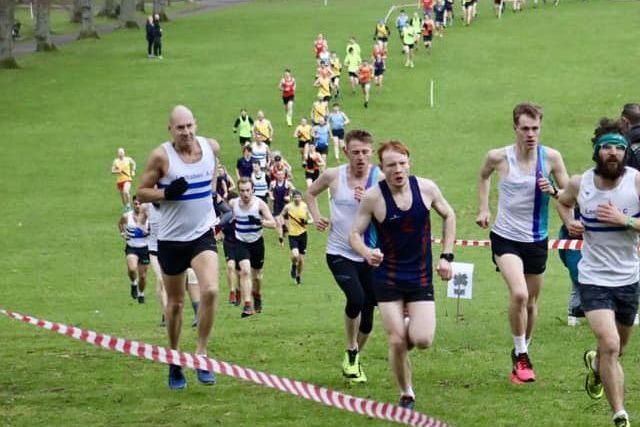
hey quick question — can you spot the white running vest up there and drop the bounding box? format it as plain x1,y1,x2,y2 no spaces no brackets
125,210,148,248
251,143,269,169
492,144,550,243
233,198,263,243
252,172,269,197
157,137,216,242
326,164,380,261
147,202,159,252
578,167,640,287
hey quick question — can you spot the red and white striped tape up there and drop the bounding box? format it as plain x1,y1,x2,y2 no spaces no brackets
431,238,583,250
0,308,448,427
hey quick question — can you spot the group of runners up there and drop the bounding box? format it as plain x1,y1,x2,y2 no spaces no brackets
111,100,640,427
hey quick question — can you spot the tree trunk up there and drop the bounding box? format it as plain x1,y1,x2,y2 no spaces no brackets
77,0,99,39
35,0,56,52
152,0,168,21
135,0,145,12
97,0,118,18
70,0,82,23
0,0,19,69
119,0,139,28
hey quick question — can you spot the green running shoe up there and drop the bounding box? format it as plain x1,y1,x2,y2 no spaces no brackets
583,350,603,400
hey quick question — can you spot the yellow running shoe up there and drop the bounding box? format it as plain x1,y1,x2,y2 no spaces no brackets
584,350,603,400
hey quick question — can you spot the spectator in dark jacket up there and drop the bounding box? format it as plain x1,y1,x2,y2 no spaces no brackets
145,16,154,57
152,14,163,59
622,103,640,169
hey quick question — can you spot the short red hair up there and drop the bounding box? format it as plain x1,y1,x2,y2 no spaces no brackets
377,140,410,163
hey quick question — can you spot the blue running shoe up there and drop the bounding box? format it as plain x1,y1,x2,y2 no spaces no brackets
168,364,186,390
196,369,216,385
399,395,415,410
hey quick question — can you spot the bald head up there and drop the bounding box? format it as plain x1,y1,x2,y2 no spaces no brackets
168,105,197,145
117,147,125,158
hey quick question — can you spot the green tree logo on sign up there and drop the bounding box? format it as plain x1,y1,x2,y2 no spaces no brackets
453,273,468,296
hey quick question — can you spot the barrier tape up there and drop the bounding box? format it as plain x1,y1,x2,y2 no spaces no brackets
431,238,583,250
0,309,448,427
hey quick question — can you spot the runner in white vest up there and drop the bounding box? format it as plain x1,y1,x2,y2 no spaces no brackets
557,119,640,427
305,129,383,384
229,177,276,318
117,196,149,303
476,103,569,384
137,105,220,390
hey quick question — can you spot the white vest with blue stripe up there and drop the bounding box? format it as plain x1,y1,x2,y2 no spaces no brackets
492,144,550,243
233,198,263,243
578,167,640,287
157,137,216,241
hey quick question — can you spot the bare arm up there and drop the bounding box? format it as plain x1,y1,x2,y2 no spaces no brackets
304,167,337,231
111,159,119,174
259,200,276,229
476,149,500,228
136,147,166,203
538,148,569,199
423,179,455,280
556,175,584,237
129,157,137,177
348,191,383,266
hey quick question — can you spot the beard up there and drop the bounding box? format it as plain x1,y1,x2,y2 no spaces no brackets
594,155,625,180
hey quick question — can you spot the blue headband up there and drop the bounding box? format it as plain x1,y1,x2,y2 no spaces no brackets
592,132,628,160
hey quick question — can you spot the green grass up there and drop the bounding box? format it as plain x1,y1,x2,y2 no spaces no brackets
13,1,201,40
1,0,639,425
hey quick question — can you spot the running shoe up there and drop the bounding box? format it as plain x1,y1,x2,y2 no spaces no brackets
196,368,216,385
253,294,262,313
511,349,535,382
342,350,360,379
168,364,186,390
350,361,367,384
399,395,415,410
137,295,145,304
191,317,198,328
584,350,603,400
130,284,138,300
613,415,630,427
228,291,236,305
290,263,296,279
241,304,253,318
295,276,301,286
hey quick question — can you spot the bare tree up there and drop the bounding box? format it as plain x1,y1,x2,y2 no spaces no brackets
77,0,99,39
119,0,139,28
97,0,118,18
152,0,168,21
70,0,82,23
0,0,18,69
35,0,56,51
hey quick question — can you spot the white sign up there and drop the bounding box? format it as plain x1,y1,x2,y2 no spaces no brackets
446,262,474,300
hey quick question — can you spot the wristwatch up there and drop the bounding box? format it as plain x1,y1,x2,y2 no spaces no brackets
439,253,454,262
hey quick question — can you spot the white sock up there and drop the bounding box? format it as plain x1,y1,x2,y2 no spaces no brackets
132,280,138,287
138,291,144,297
401,387,415,398
613,410,628,421
513,335,527,355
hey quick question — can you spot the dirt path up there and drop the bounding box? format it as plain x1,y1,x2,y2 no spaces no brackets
14,0,249,56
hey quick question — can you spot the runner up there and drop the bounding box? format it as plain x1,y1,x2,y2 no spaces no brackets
422,14,434,54
117,195,149,303
373,54,386,89
250,160,269,203
230,177,276,318
329,51,343,99
279,190,311,286
294,118,314,163
232,109,254,146
556,118,639,427
373,19,391,50
358,59,374,108
344,46,362,95
269,169,294,247
328,103,350,163
253,110,274,146
476,102,569,384
136,105,220,389
112,148,137,211
279,69,296,127
305,129,382,384
304,143,325,188
349,140,455,409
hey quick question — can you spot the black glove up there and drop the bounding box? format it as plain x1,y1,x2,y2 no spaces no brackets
300,219,307,225
164,177,188,200
247,215,262,226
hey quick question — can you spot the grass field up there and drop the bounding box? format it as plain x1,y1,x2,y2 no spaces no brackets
1,0,640,425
